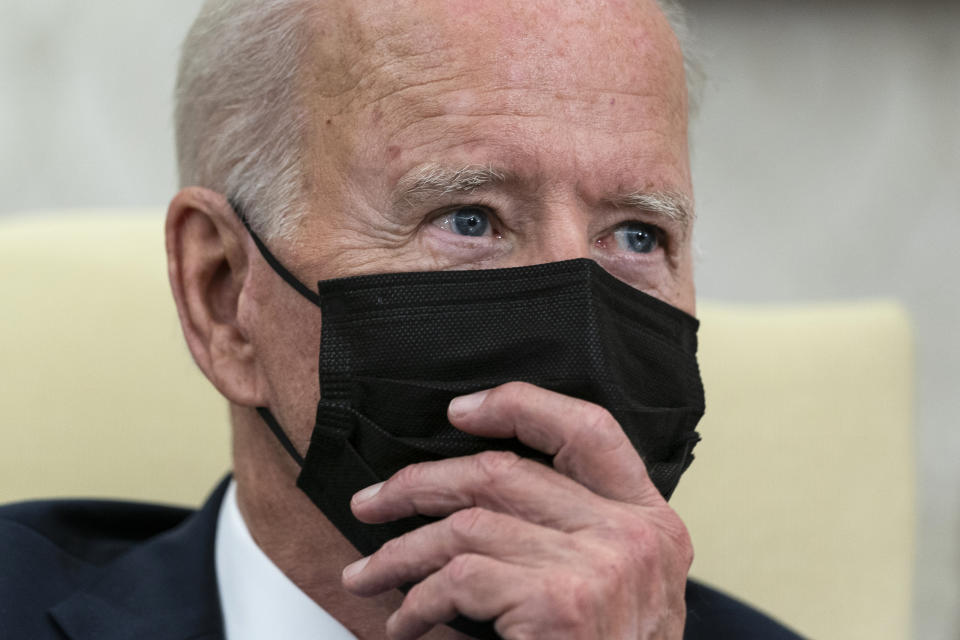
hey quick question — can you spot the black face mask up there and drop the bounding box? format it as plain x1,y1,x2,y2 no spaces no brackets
237,208,704,639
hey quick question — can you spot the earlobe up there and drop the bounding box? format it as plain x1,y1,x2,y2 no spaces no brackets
165,187,265,406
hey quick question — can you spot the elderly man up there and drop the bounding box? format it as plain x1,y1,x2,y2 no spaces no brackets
2,0,803,638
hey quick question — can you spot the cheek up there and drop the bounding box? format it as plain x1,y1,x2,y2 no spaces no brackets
245,271,325,444
264,326,322,447
668,250,696,316
596,243,694,313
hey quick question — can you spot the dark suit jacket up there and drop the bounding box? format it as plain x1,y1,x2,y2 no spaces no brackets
1,477,803,639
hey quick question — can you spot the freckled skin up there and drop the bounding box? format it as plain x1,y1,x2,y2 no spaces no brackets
167,1,693,638
293,0,690,290
259,0,693,478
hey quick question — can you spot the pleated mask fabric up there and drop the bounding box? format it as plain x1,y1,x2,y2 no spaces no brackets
236,208,705,639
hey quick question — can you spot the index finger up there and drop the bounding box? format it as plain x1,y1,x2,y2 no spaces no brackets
447,382,663,505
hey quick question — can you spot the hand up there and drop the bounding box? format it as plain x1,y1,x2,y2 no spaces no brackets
341,382,693,640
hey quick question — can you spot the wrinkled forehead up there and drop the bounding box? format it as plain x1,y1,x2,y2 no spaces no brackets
307,0,685,119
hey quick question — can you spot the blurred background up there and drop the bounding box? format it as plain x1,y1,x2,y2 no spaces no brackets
1,0,956,637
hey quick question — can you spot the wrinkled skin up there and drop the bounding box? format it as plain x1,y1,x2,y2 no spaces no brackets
166,0,695,637
346,382,693,639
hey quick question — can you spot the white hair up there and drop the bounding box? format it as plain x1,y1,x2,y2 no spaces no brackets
657,0,704,116
174,0,700,241
175,0,318,240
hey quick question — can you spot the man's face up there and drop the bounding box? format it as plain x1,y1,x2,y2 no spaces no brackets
275,0,693,312
244,0,694,445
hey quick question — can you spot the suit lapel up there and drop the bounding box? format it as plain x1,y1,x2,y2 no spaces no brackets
49,478,230,640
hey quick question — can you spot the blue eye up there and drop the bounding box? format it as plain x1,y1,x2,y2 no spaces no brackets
447,207,490,237
613,222,659,254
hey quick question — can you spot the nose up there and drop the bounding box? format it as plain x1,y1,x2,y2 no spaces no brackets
521,203,593,265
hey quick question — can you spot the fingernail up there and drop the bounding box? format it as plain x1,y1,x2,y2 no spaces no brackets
449,390,489,418
352,481,384,505
342,556,369,580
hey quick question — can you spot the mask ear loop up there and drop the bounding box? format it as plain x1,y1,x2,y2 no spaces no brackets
229,199,321,307
229,199,316,469
255,407,305,467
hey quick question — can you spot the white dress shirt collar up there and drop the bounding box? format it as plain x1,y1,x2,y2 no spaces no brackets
215,480,358,640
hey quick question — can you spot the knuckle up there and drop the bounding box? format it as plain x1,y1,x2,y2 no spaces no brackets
582,405,621,444
576,540,631,602
555,404,623,466
681,539,694,570
497,380,532,399
444,553,481,585
569,577,598,621
490,381,533,413
585,403,615,427
625,515,659,547
379,532,408,557
390,461,429,490
629,525,664,567
602,512,661,564
618,509,694,571
593,545,627,582
544,574,591,628
447,507,489,541
403,580,430,616
649,507,694,564
474,449,523,482
673,519,695,569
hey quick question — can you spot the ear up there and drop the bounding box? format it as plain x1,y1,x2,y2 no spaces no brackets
165,187,265,406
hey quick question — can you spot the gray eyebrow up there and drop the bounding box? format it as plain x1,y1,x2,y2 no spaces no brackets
611,190,695,233
394,163,510,207
393,163,694,233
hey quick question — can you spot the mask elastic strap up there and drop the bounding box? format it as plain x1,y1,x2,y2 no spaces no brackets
229,199,321,307
256,407,305,468
229,199,312,470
